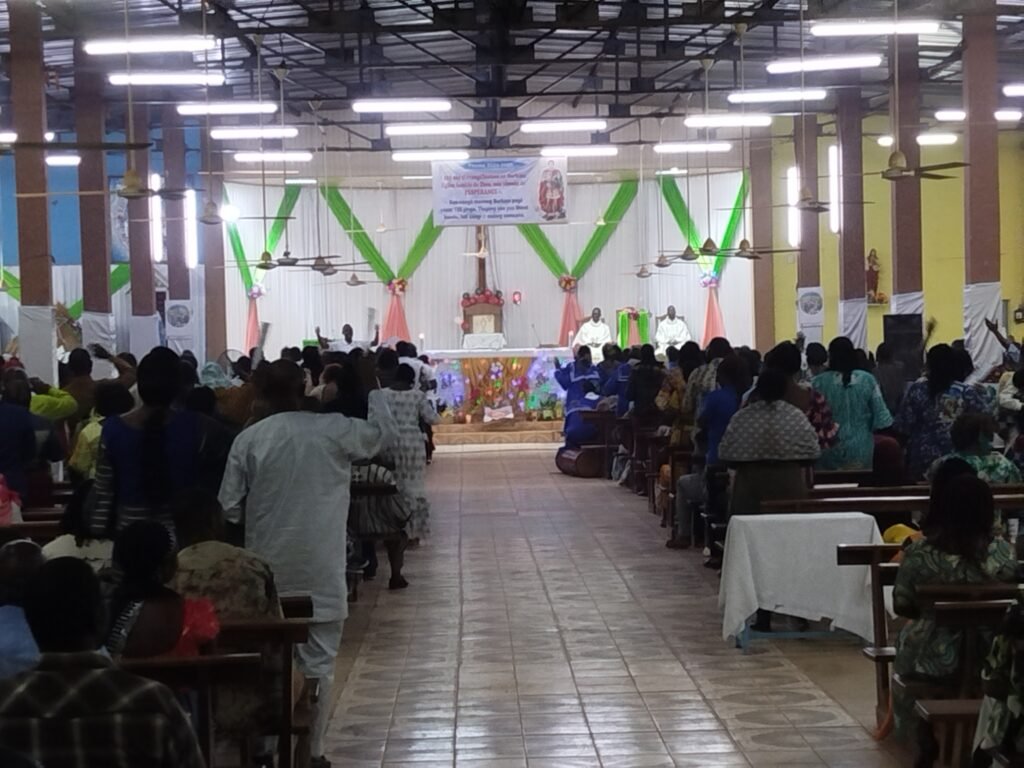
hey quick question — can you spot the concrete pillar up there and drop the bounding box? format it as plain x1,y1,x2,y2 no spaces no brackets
126,105,161,357
9,0,55,379
74,43,117,368
793,114,823,342
749,132,775,350
837,85,868,350
889,35,924,317
202,134,228,358
963,1,1002,371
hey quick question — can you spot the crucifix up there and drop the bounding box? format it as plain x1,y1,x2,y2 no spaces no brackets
463,225,504,334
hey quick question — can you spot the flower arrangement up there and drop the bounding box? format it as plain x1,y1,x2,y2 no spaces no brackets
558,275,577,292
247,284,267,300
460,289,505,309
387,278,408,295
699,274,719,289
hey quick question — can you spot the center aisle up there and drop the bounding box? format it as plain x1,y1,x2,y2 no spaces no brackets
323,449,908,767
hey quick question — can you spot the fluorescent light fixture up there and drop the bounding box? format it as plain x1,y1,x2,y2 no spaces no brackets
44,131,54,142
84,36,216,55
540,146,618,157
233,151,313,163
352,98,452,113
0,132,17,143
219,204,240,223
384,122,472,137
177,101,278,116
655,167,689,176
1004,84,1024,97
916,132,958,146
45,155,81,167
149,174,164,263
210,126,298,140
109,72,225,87
809,19,941,37
684,114,773,128
996,109,1023,122
827,144,840,234
727,88,828,104
653,141,732,154
285,178,319,185
786,166,800,248
877,135,894,147
402,175,433,180
567,171,598,177
184,189,199,269
935,109,966,121
391,150,469,162
766,54,883,74
520,119,608,133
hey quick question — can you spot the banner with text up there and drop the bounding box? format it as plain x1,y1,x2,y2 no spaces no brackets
432,157,569,226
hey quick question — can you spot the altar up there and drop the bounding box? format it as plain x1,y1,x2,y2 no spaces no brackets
426,346,572,423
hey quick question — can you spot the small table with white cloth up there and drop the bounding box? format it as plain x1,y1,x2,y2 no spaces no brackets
718,512,882,647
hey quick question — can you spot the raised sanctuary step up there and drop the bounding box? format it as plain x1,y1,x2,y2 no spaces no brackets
434,420,563,446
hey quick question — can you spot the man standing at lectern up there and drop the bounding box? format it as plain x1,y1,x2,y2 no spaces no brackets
655,305,692,358
576,307,613,364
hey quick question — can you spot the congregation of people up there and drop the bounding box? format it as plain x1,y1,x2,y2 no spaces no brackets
554,312,1024,765
0,328,440,768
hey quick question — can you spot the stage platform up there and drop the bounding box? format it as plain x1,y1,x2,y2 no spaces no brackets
434,420,563,446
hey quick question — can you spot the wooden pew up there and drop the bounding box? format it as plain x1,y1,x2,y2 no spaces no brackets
123,652,263,765
812,469,875,486
912,599,1016,768
0,521,61,545
837,543,902,725
763,494,1024,530
811,484,1024,499
581,409,617,478
218,617,312,768
20,507,63,522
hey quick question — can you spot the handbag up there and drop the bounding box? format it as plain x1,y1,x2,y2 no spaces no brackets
348,463,411,538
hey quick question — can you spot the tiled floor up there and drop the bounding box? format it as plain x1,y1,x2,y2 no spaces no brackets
326,448,913,767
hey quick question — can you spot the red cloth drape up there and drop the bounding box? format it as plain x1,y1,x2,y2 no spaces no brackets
558,291,583,347
382,293,411,343
244,298,261,352
701,287,726,347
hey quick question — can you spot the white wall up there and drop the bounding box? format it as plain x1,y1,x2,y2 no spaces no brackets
221,174,754,354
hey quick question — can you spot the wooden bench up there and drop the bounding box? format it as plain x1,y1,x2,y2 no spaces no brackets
218,617,312,768
123,652,263,765
911,599,1016,768
837,543,902,724
811,483,1024,499
0,520,61,545
581,409,617,478
20,507,63,522
763,494,1024,530
812,469,875,486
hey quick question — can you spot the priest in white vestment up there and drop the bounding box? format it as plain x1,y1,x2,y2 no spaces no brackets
655,305,692,357
219,361,397,764
576,307,613,364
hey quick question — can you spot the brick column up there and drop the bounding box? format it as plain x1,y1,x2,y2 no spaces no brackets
837,85,867,349
749,132,775,350
793,114,823,341
126,104,161,357
202,134,228,358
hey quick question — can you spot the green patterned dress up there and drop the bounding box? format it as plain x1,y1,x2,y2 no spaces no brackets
974,597,1024,763
892,538,1016,739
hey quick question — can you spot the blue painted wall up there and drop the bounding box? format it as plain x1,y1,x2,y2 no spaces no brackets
0,125,203,267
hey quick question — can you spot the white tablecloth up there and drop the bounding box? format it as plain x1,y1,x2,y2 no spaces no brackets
425,346,572,360
718,512,882,643
462,333,508,351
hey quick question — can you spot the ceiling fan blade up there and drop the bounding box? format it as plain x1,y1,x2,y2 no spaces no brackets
917,172,954,180
919,162,968,172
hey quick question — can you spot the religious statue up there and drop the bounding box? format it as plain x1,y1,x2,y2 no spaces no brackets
655,305,692,357
538,160,566,221
575,307,613,363
866,248,887,304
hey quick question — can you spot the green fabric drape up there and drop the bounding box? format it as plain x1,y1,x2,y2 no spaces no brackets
518,181,638,282
1,270,20,301
571,180,638,279
264,185,302,258
222,188,255,293
517,223,570,278
398,213,444,280
616,311,629,348
322,186,396,283
710,171,749,278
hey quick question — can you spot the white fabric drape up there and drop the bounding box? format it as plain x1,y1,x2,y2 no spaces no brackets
839,298,868,351
890,291,925,317
964,281,1002,376
224,173,754,353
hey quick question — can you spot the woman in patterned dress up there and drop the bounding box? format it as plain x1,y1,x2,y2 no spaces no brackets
380,364,439,542
892,473,1015,741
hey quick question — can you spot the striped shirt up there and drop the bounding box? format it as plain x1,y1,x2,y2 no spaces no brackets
0,652,204,768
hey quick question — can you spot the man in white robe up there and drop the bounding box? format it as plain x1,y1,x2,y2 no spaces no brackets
219,361,397,765
576,307,613,364
655,305,692,358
